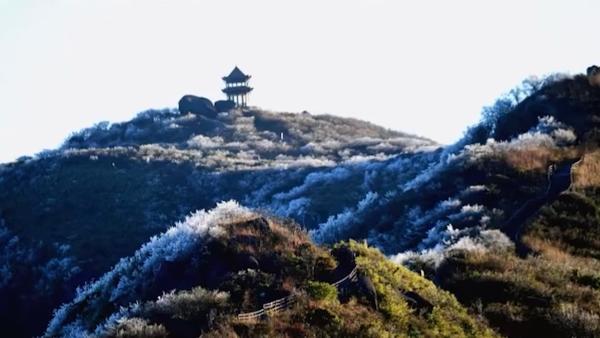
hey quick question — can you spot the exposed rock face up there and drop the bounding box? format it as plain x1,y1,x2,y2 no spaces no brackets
331,246,356,269
215,100,236,113
178,95,217,118
587,65,600,86
401,291,433,315
357,273,378,310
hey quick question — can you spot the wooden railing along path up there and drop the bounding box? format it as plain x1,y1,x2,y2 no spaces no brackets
236,265,358,321
331,265,358,287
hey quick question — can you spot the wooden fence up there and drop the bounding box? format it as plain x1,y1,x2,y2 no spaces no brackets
332,266,358,287
236,264,358,321
236,294,296,321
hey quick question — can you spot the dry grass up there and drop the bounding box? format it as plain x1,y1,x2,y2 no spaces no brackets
269,219,310,249
226,216,314,255
572,150,600,188
523,236,575,263
320,297,382,333
503,146,579,172
588,73,600,87
446,224,600,337
523,235,600,275
230,225,259,237
200,323,240,338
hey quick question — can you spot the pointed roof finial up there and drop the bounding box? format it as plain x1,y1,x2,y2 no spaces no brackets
223,66,251,82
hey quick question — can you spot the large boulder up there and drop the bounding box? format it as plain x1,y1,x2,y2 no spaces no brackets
331,246,356,269
178,95,217,118
587,65,600,86
215,100,236,113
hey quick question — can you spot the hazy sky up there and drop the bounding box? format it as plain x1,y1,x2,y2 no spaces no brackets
1,0,599,163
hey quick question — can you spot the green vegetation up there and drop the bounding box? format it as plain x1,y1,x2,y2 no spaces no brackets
169,239,497,337
348,241,498,338
224,241,497,338
306,281,338,302
224,247,497,337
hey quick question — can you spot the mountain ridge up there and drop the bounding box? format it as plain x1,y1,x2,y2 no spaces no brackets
1,71,600,337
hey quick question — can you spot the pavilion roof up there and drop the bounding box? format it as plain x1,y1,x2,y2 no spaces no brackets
223,66,251,82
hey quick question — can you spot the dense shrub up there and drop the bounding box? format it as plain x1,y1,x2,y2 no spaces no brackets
306,281,338,302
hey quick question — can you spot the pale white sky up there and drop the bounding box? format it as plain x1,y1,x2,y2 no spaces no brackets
1,0,599,163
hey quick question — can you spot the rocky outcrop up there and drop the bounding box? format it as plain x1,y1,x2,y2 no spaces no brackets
401,291,433,315
331,246,356,269
587,65,600,86
178,95,217,118
215,100,236,113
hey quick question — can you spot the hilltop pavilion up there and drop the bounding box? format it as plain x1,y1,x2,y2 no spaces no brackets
222,67,253,107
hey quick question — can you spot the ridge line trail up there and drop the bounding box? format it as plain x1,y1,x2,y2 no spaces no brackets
504,157,581,256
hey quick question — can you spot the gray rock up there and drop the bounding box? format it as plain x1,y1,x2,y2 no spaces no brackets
332,246,356,268
178,95,217,118
401,290,433,315
358,273,378,311
587,65,600,86
215,100,236,113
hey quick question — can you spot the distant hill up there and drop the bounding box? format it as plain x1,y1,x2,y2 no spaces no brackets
59,108,436,169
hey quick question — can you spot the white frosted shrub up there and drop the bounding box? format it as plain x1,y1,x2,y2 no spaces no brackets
45,201,252,337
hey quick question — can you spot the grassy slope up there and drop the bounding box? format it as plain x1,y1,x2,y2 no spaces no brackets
438,151,600,338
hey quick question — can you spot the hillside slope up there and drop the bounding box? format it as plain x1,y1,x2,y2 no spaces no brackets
60,108,435,168
0,108,436,272
321,74,599,257
437,156,600,338
0,108,437,337
371,75,600,337
44,202,496,338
